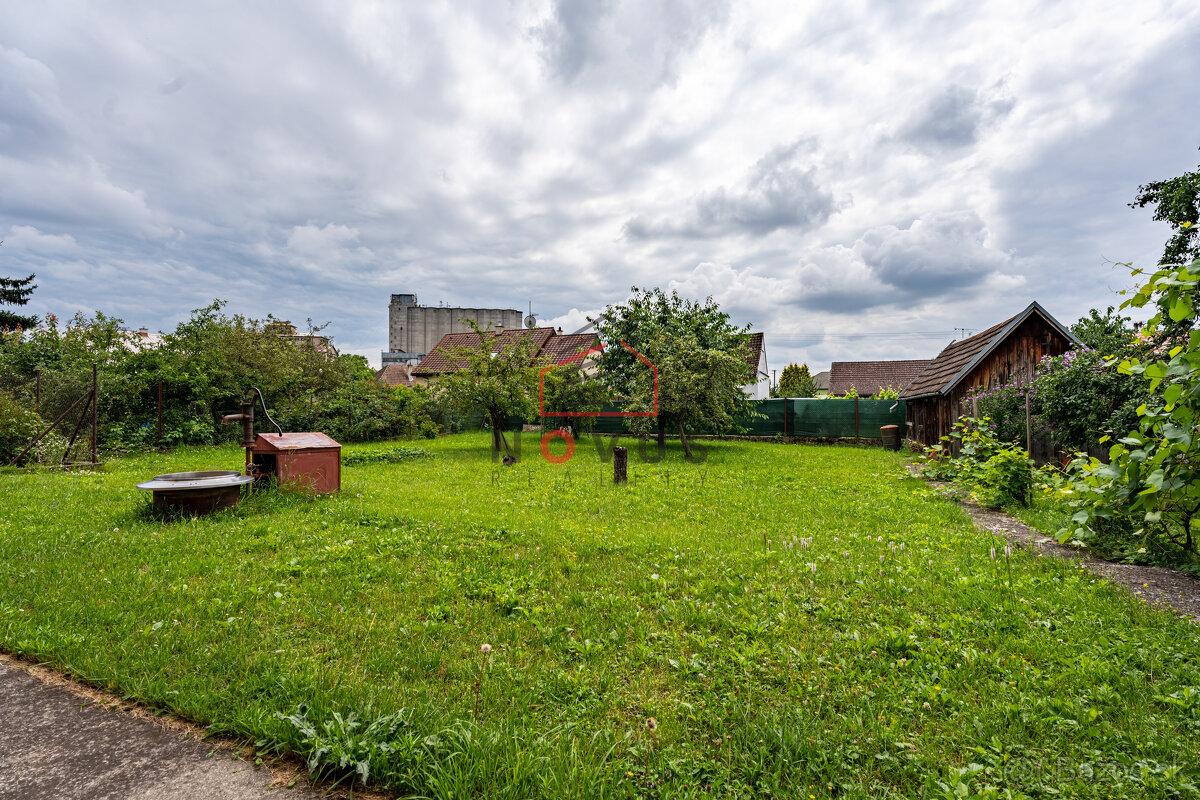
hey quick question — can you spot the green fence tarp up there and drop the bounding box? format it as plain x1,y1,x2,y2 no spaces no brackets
464,398,906,439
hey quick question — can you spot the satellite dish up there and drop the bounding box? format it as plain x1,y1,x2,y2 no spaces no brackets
524,314,537,329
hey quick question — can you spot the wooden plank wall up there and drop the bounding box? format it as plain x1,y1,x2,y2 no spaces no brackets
906,315,1073,454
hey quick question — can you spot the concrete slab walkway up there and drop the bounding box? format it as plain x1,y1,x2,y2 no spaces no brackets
0,658,324,800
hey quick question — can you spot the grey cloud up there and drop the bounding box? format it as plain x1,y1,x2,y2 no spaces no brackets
858,211,1006,295
624,140,836,239
534,0,616,82
898,84,1015,150
791,212,1008,313
534,0,729,88
158,77,186,95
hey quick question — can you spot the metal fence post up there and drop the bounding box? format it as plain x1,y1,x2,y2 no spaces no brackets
91,363,98,465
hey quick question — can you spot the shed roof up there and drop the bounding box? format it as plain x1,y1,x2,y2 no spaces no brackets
253,432,341,451
828,359,932,396
900,301,1078,400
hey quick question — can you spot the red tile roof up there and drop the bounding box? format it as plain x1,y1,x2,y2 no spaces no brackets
375,364,414,387
828,359,932,396
413,327,559,375
538,332,601,365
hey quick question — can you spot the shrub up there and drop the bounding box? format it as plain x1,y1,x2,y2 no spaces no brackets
0,391,43,464
918,416,1032,507
278,382,438,443
1034,348,1146,451
963,382,1039,446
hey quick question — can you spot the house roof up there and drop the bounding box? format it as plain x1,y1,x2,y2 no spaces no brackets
538,332,601,365
375,364,414,387
900,301,1079,400
828,359,932,396
812,370,830,390
742,332,766,380
413,327,564,375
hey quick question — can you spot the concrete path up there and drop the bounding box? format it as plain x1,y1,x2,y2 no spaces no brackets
0,658,325,800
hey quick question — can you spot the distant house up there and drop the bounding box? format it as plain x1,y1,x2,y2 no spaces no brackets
121,328,166,350
741,332,770,400
811,370,831,395
828,359,932,397
266,320,339,359
411,327,599,382
901,301,1078,446
375,363,415,388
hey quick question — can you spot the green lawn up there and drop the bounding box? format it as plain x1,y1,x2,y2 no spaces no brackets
1,433,1198,798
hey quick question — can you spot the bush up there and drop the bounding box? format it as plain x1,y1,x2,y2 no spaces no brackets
0,391,43,464
277,382,438,443
1034,348,1146,451
918,416,1033,507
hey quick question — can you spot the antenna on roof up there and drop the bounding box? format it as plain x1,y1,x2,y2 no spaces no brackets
524,300,537,329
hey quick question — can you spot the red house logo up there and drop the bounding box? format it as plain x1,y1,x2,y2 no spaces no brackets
535,340,657,463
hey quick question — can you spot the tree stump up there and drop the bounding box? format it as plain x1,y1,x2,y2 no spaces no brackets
613,446,627,484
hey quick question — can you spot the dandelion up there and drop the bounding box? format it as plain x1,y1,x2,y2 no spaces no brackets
480,643,492,653
646,717,658,732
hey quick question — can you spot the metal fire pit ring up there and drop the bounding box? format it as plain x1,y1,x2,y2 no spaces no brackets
137,470,253,515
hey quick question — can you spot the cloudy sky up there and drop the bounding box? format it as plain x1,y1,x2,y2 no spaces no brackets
3,1,1198,371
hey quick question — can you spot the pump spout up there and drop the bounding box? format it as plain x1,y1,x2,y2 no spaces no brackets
220,401,255,447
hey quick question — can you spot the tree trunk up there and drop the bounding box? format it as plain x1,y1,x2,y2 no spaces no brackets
491,411,504,453
657,417,666,448
676,419,692,460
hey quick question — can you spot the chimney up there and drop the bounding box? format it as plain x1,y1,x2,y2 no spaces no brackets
556,327,563,334
138,327,149,338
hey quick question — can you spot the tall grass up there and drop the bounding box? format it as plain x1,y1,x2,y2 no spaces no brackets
1,433,1198,798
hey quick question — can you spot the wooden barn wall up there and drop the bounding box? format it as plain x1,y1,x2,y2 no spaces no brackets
906,315,1072,449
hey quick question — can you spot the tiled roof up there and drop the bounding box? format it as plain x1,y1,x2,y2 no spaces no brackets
828,359,932,396
538,333,600,365
900,302,1078,399
743,332,765,379
812,370,830,390
375,364,414,387
413,327,557,375
411,332,485,375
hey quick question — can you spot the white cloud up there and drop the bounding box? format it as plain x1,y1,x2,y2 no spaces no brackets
4,225,78,254
0,0,1196,369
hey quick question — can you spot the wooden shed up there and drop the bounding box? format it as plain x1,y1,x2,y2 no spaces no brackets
901,302,1078,447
